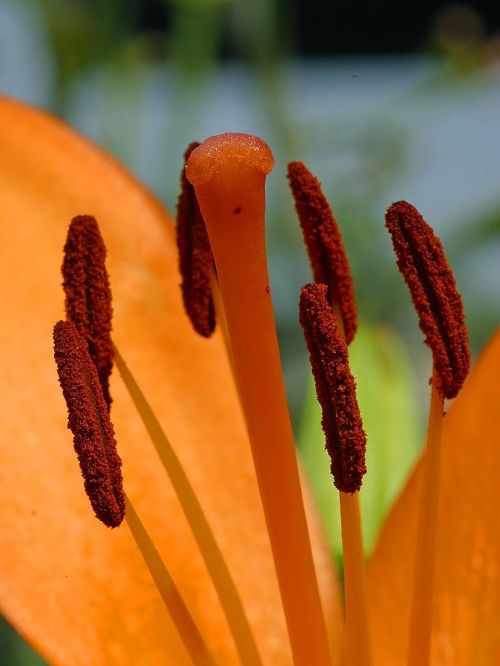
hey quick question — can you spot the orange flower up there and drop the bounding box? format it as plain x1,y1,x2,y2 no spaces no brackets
0,96,499,666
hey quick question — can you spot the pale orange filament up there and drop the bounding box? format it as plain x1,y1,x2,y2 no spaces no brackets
339,492,372,666
332,296,372,666
187,134,332,666
407,374,444,666
115,348,263,666
125,496,216,666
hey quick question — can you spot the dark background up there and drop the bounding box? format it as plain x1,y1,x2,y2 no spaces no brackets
135,0,499,55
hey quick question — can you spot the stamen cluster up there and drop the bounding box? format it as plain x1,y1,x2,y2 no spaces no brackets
55,215,125,527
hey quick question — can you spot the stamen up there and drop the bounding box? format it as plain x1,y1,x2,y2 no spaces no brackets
299,283,366,493
299,283,371,665
385,201,470,399
186,133,332,666
385,203,462,664
62,215,114,409
53,320,125,528
113,346,262,666
176,142,216,338
288,161,357,343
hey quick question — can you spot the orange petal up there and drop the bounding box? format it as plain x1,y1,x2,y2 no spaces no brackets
367,330,500,665
0,98,342,665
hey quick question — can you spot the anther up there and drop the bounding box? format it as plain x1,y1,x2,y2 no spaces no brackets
62,215,114,409
288,161,357,343
299,283,366,493
385,201,470,399
53,320,125,528
176,142,216,338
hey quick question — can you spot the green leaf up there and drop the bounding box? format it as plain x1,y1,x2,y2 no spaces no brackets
298,325,422,559
0,617,47,665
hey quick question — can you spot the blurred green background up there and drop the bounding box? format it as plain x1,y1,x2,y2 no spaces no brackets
2,0,500,662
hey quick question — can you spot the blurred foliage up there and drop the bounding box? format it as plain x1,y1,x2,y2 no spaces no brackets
39,0,137,99
169,0,228,76
0,617,46,665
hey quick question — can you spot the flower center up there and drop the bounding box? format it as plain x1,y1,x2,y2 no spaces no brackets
52,133,472,666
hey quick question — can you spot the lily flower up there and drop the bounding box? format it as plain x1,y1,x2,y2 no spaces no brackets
1,96,499,666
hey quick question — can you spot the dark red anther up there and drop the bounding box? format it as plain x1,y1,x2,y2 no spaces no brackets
53,320,125,528
62,215,114,409
299,283,366,493
385,201,470,399
176,142,216,338
288,161,357,343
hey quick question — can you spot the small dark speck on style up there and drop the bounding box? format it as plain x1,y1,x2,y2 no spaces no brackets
233,207,242,215
265,285,270,294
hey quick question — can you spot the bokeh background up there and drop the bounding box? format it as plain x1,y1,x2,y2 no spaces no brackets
2,1,500,663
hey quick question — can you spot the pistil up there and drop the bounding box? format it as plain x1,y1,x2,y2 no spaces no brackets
187,133,332,666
